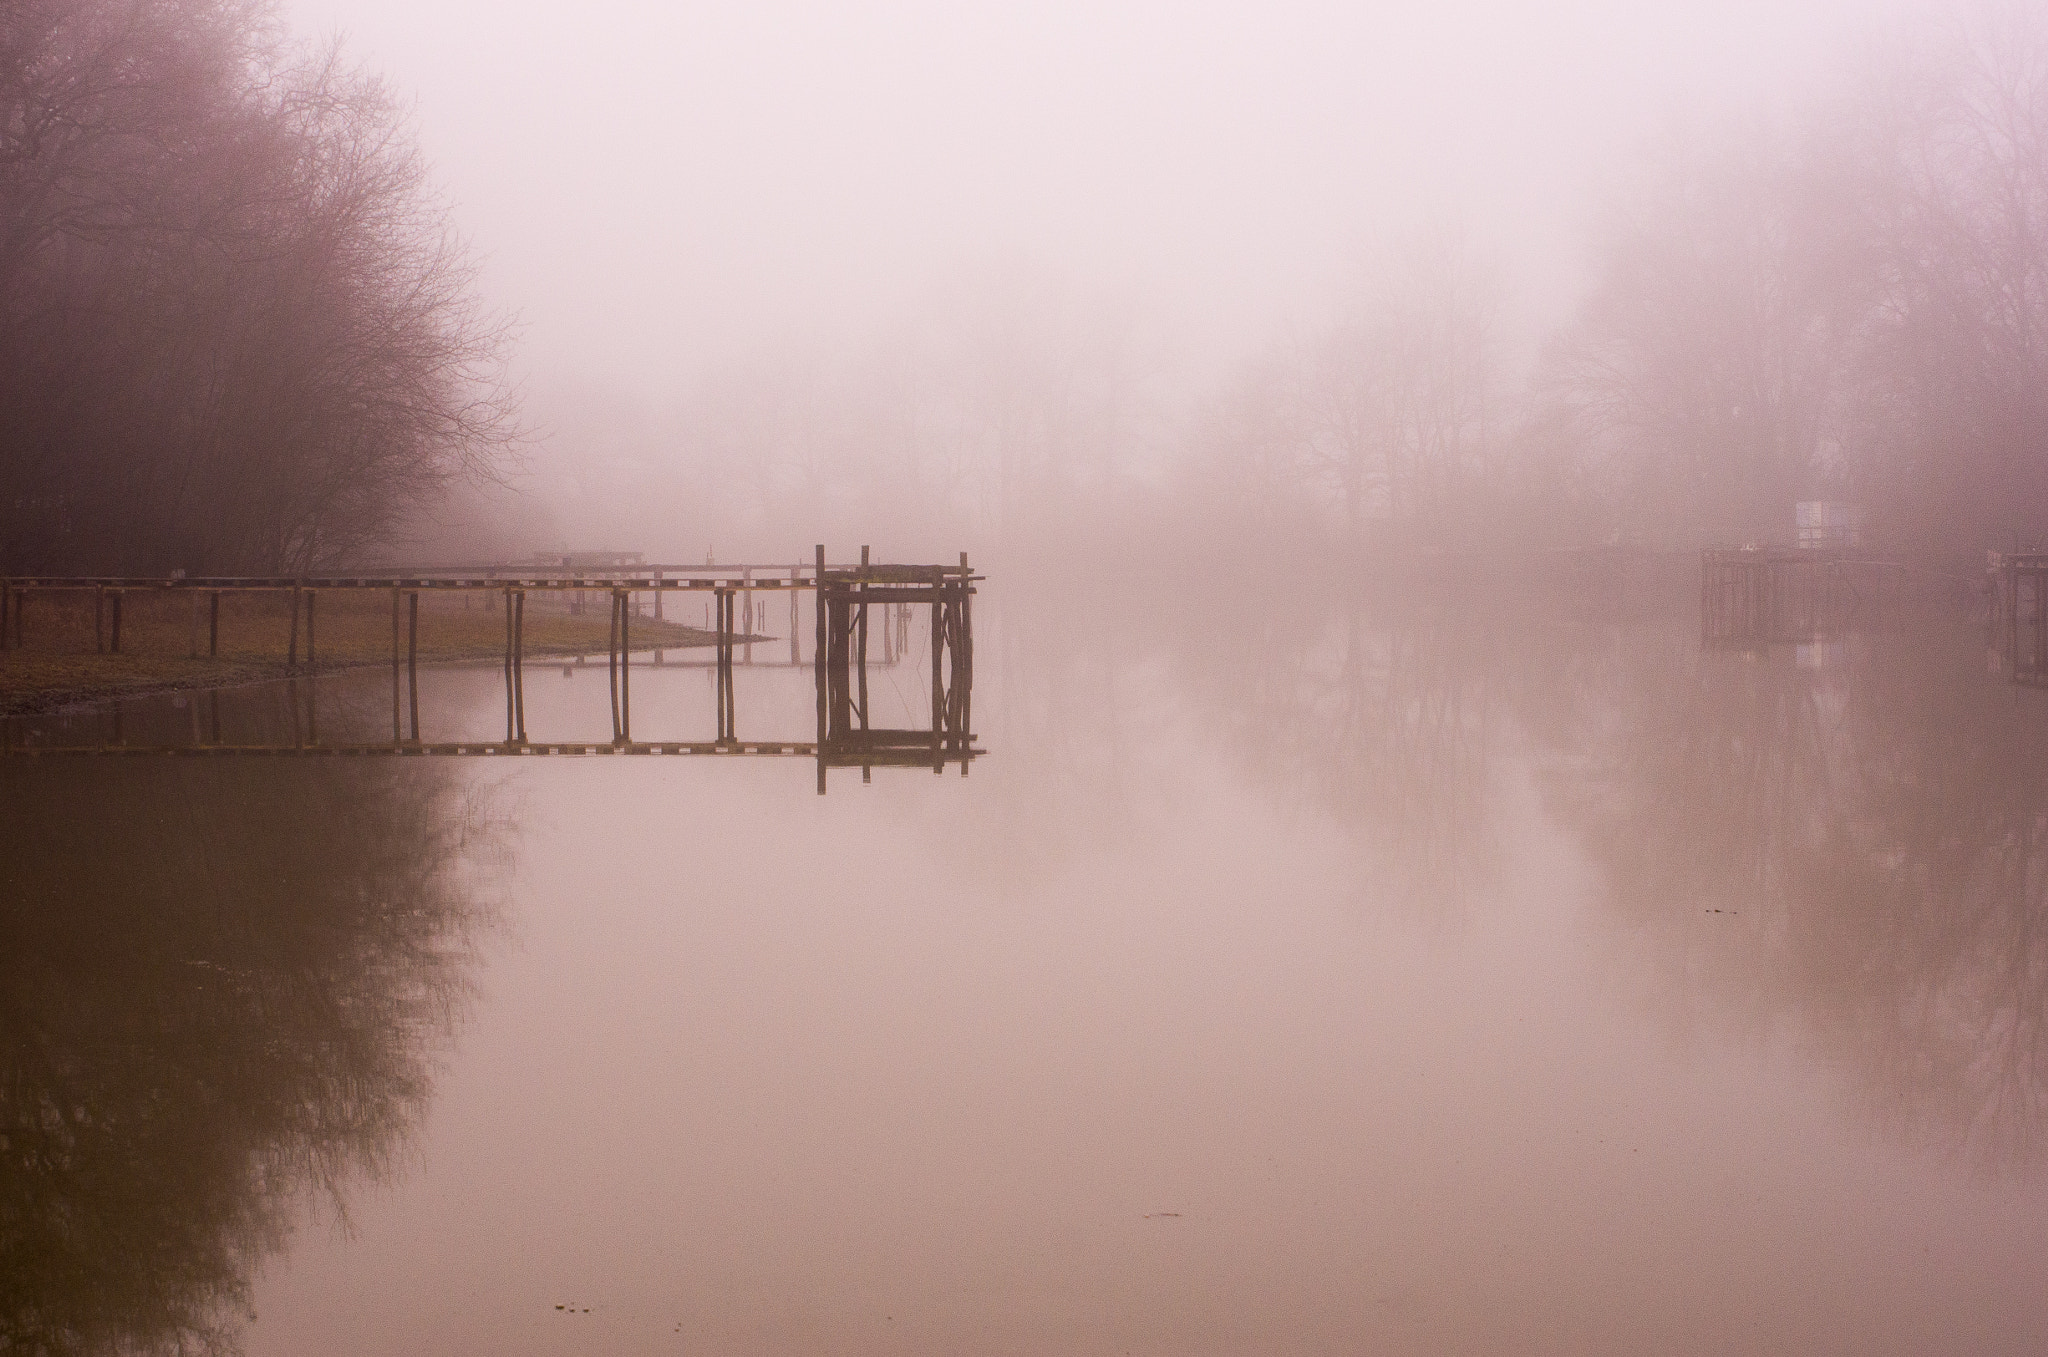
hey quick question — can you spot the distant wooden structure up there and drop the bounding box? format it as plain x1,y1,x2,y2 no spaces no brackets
0,546,981,793
1700,547,1897,647
1990,551,2048,687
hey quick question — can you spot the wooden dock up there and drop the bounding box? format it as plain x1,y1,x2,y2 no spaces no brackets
1990,552,2048,687
0,547,981,793
1700,547,1898,647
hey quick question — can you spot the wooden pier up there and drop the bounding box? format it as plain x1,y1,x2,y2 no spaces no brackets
1990,552,2048,687
0,547,981,792
1701,547,1897,647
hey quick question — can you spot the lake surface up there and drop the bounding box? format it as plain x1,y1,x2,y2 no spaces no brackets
8,581,2048,1354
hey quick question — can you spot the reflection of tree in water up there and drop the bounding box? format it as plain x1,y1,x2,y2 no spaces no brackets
1553,621,2048,1169
1177,590,1507,913
0,759,507,1354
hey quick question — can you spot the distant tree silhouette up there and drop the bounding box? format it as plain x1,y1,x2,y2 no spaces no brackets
0,0,515,574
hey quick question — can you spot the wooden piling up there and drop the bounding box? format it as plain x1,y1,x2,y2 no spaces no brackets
307,590,316,666
958,552,972,773
513,590,527,742
815,546,828,793
930,589,943,772
407,591,419,742
109,591,122,655
856,547,869,738
608,589,621,740
390,587,401,741
94,586,104,654
287,584,300,669
620,588,631,741
209,591,219,657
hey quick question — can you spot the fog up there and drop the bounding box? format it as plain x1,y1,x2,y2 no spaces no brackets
273,0,1925,382
268,0,1962,561
18,5,2048,1351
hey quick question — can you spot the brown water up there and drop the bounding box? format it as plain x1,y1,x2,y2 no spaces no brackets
8,585,2048,1354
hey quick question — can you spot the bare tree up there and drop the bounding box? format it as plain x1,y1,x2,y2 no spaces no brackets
0,1,515,574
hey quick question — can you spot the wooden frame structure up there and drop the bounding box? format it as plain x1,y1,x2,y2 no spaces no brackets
0,547,982,793
1701,547,1897,648
1990,552,2048,687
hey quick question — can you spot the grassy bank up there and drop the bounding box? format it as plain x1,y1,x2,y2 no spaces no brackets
0,588,752,715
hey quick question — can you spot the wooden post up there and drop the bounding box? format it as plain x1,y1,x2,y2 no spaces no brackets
513,590,527,742
714,589,734,743
109,592,122,654
407,590,419,742
209,591,219,657
608,588,621,741
390,587,402,741
95,586,104,653
2,583,10,653
620,587,631,742
504,586,515,743
307,590,316,666
931,584,944,772
815,546,827,794
959,551,972,773
287,584,300,669
856,546,869,738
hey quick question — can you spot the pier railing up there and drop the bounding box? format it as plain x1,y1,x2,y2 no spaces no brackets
0,547,981,793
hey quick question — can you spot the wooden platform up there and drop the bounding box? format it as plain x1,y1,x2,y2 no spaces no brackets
0,546,983,792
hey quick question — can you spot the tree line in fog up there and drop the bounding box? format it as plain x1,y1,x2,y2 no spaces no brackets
0,0,513,575
522,9,2048,567
4,3,2043,570
1198,8,2048,557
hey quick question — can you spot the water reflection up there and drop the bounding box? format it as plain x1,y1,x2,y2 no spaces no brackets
1542,617,2048,1169
1164,582,2048,1167
0,753,506,1354
1182,595,1507,915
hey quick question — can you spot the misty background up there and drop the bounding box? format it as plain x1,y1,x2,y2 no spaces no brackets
6,0,2040,571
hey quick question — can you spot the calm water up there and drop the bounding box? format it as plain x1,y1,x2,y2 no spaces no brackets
8,583,2048,1354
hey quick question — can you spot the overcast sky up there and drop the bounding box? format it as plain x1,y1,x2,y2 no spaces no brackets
279,0,1951,394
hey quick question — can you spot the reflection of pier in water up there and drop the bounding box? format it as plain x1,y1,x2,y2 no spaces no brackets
1700,547,1899,649
0,547,981,793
